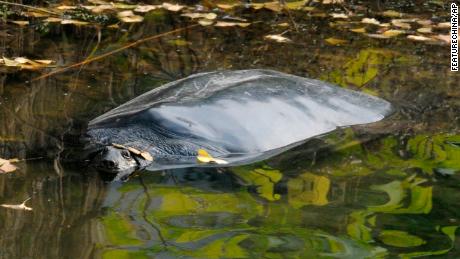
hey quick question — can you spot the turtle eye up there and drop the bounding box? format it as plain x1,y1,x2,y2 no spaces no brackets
121,150,132,160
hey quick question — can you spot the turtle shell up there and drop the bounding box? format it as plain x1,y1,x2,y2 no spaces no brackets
88,69,392,169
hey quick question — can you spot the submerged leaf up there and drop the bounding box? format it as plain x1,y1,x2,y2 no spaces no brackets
197,149,228,165
379,230,426,247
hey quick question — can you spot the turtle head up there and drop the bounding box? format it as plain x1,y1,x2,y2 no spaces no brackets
92,146,139,174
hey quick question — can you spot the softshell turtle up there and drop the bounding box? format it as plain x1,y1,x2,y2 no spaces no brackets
86,69,392,175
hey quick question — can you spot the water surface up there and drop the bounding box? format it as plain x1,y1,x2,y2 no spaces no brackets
0,1,459,258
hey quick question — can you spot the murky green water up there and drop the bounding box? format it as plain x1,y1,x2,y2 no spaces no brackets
0,1,459,258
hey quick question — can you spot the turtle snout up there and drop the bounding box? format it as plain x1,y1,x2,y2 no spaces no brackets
102,159,118,169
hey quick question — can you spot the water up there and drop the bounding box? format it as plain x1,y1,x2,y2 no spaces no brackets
0,1,459,258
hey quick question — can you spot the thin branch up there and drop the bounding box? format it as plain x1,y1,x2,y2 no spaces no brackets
0,1,60,16
30,24,200,82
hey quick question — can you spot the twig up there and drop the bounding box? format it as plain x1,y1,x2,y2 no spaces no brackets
0,1,60,16
30,24,200,82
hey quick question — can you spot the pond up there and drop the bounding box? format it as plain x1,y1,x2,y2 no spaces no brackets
0,1,459,258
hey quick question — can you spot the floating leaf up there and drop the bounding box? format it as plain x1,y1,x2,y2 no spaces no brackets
417,19,433,26
181,13,217,20
366,33,390,39
1,57,54,70
217,4,238,10
117,11,144,23
2,57,19,67
436,22,450,28
119,15,144,23
417,27,432,33
134,5,160,13
56,5,77,10
1,198,32,211
162,3,185,12
43,17,62,23
361,18,380,25
215,21,250,27
350,27,366,33
407,35,433,42
325,37,348,45
264,34,291,43
391,19,411,29
285,0,308,10
0,158,17,174
197,149,228,165
262,2,283,12
61,19,89,25
382,10,403,18
382,29,405,37
323,0,344,4
198,19,214,26
11,21,29,26
331,13,348,19
433,34,450,44
85,4,114,13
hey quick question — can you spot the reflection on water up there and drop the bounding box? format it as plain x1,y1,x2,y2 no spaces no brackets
0,1,459,258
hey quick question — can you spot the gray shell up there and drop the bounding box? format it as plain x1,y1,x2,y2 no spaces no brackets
88,69,392,170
